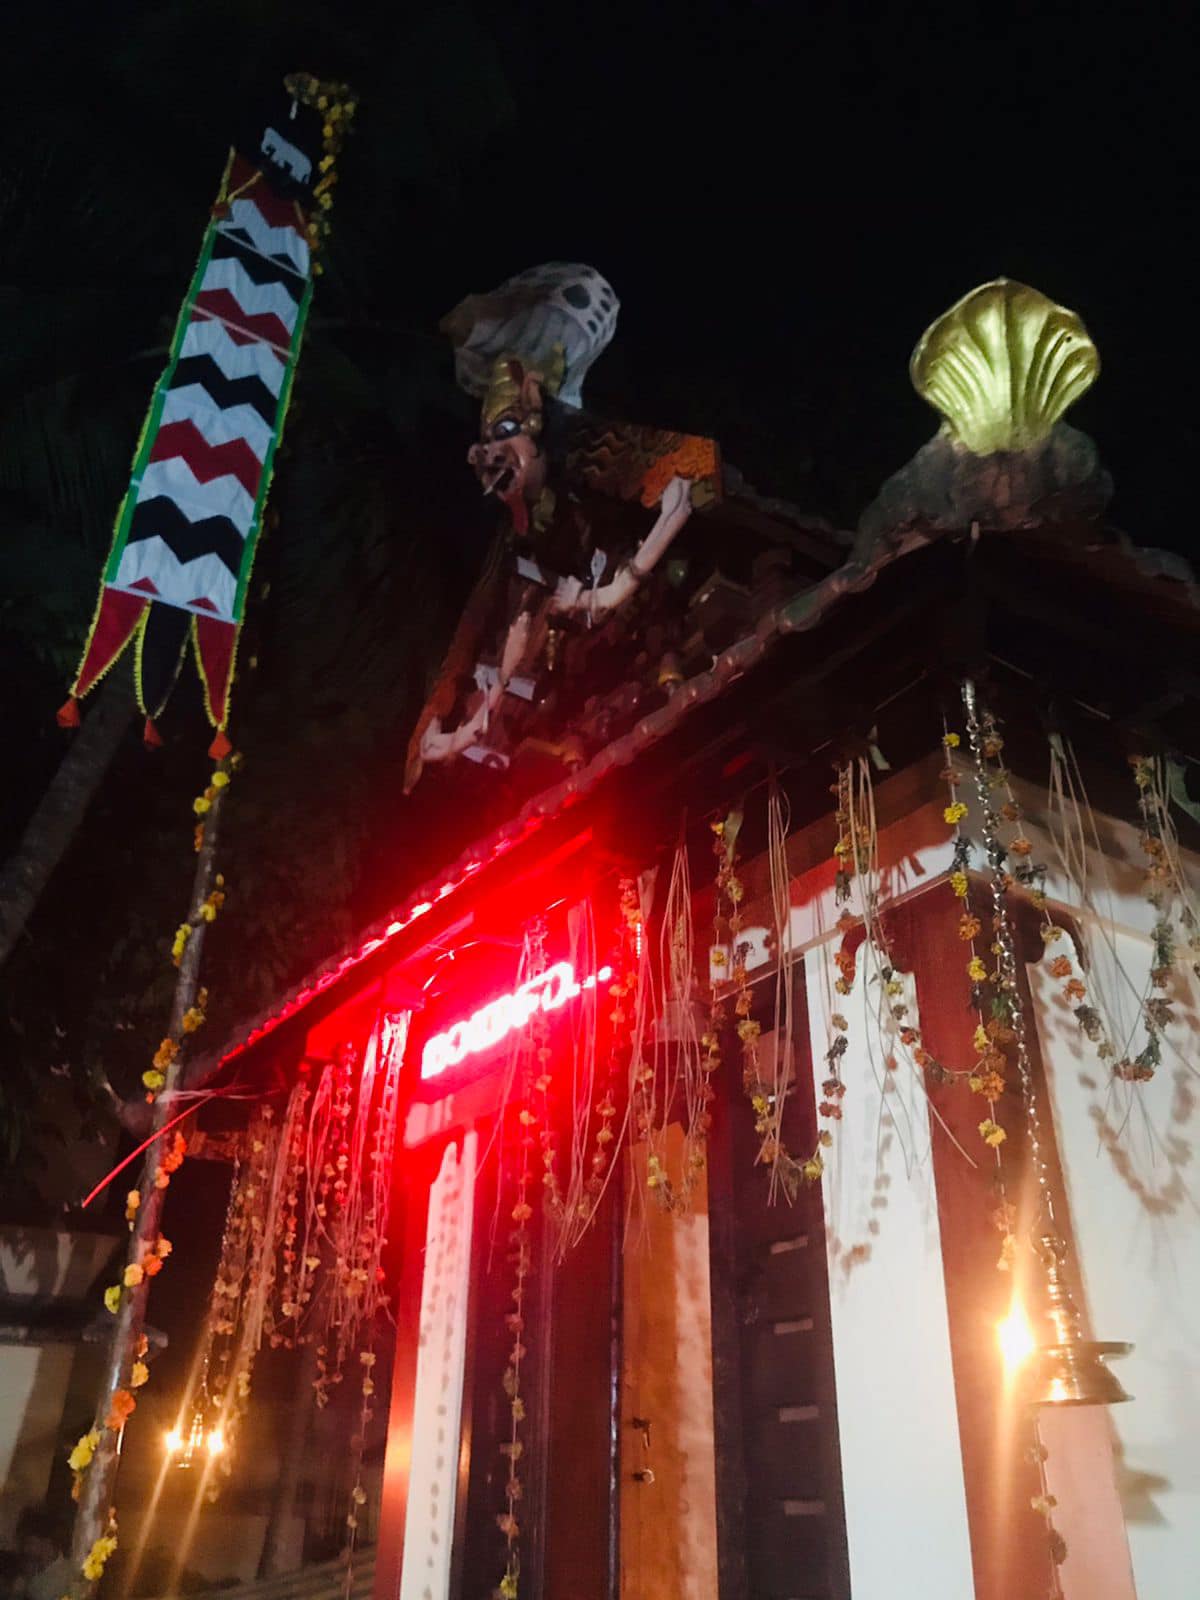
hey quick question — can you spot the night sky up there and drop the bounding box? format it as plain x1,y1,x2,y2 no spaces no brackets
414,0,1199,551
8,1,1196,550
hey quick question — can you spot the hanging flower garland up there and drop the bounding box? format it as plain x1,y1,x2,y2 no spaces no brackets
651,835,711,1213
992,735,1134,1086
814,764,861,1180
496,1027,536,1599
282,74,358,266
1124,754,1191,1080
562,896,635,1247
146,754,240,1101
706,802,819,1198
832,753,966,1112
178,1012,406,1549
81,1512,119,1584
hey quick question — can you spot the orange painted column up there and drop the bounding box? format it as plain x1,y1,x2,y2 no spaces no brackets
373,1144,435,1600
893,890,1050,1600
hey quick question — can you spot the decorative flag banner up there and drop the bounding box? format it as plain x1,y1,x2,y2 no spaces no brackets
59,76,355,755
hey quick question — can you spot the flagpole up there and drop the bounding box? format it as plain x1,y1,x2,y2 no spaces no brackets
68,765,230,1596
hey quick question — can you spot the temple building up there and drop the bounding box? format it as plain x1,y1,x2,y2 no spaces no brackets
184,273,1199,1600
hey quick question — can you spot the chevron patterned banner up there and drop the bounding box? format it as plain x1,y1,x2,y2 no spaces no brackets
61,80,352,753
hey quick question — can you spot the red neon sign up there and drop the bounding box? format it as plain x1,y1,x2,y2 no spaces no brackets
421,961,613,1081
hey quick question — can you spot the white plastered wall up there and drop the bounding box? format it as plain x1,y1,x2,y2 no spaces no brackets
744,767,1196,1598
399,1131,477,1600
803,941,975,1599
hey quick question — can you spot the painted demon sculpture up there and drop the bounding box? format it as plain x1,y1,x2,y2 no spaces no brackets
404,264,720,791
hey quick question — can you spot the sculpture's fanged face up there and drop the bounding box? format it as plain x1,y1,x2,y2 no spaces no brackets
468,414,545,504
467,364,549,534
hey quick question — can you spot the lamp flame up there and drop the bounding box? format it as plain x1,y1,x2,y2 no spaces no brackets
998,1300,1036,1377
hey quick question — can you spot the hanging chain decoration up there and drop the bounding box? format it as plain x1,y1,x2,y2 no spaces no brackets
938,729,1018,1267
960,685,1060,1237
961,681,1070,1588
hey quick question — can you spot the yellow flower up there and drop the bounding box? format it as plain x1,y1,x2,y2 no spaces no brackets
104,1285,121,1314
200,903,217,922
68,1429,100,1473
130,1361,149,1389
943,801,968,825
802,1155,824,1182
181,1006,205,1033
978,1119,1007,1148
123,1263,145,1288
949,870,969,898
142,1069,165,1092
153,1037,178,1072
942,732,960,748
156,1237,173,1258
193,796,212,816
125,1189,140,1212
973,1024,989,1053
967,957,988,982
82,1533,118,1581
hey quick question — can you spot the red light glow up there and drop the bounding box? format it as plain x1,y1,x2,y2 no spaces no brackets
421,961,613,1081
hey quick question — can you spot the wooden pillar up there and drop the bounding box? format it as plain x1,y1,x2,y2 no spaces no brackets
893,890,1049,1600
373,1144,435,1600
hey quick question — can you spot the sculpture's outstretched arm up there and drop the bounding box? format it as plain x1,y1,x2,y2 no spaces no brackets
550,476,693,621
418,610,532,766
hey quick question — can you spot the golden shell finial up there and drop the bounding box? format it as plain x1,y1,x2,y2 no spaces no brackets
910,280,1099,454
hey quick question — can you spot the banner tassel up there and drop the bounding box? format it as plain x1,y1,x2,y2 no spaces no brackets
143,717,164,749
56,696,81,730
208,729,232,761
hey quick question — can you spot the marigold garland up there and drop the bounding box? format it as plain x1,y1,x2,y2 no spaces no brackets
1124,755,1187,1080
81,1515,118,1583
496,1050,535,1600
